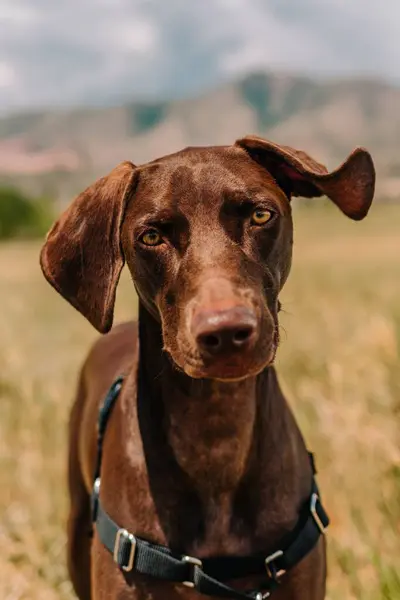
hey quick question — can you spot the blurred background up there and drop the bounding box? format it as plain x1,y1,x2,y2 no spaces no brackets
0,1,399,599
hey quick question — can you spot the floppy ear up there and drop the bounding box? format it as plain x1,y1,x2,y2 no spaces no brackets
235,135,375,220
40,161,136,333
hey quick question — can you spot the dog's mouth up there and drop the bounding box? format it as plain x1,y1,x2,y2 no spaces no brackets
170,332,279,381
183,350,276,381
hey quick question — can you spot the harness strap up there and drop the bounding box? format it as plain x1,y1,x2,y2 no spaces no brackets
91,376,124,522
91,376,329,599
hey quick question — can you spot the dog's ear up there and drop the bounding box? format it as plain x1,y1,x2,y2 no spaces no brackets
40,161,136,333
235,135,375,220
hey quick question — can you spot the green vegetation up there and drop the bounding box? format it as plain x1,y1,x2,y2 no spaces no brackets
128,102,167,135
239,72,317,129
0,186,54,240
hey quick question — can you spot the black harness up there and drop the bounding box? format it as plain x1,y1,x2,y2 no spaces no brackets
91,376,329,600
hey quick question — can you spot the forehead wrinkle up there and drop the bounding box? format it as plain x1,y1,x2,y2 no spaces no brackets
157,163,198,219
192,163,247,214
185,164,238,265
152,161,228,223
133,162,195,219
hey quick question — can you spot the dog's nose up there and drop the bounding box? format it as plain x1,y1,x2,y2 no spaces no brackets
193,307,258,356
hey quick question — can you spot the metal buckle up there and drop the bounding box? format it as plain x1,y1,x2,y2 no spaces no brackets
182,555,203,588
310,493,326,534
255,593,271,600
113,528,137,572
265,550,285,580
91,477,101,522
93,477,101,495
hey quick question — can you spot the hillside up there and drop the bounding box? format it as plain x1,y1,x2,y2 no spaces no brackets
1,72,399,201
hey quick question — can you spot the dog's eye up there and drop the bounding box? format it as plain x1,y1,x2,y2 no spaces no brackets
250,209,273,225
140,230,163,246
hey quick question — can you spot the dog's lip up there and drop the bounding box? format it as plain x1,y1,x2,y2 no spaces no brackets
184,360,272,381
181,344,277,381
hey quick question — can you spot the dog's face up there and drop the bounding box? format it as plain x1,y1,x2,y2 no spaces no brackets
121,147,292,380
40,136,375,381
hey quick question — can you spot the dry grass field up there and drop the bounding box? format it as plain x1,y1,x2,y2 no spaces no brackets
0,203,399,600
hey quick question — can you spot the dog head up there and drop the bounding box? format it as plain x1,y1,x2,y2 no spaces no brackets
40,136,375,380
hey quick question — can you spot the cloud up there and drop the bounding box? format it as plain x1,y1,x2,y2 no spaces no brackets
0,0,399,112
267,0,400,77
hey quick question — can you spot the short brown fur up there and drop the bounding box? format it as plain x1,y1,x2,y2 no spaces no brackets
40,136,375,600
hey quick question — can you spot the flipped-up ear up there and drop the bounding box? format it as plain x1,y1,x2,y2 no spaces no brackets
40,161,136,333
235,135,375,220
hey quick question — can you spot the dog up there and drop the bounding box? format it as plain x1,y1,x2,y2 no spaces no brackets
40,135,375,600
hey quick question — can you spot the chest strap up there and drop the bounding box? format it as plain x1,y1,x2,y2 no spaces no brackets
91,376,329,600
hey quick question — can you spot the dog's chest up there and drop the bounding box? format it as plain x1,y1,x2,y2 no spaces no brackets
187,495,254,557
106,405,294,558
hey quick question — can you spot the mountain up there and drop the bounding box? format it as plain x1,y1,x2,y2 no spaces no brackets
1,72,399,202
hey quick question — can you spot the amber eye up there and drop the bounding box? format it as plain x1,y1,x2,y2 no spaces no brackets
140,230,163,246
251,208,273,225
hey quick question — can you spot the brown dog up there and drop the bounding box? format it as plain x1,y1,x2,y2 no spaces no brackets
40,136,375,600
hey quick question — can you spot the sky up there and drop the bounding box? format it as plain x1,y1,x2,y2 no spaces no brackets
1,0,399,112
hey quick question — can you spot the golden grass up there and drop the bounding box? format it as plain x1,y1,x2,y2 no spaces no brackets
0,203,399,599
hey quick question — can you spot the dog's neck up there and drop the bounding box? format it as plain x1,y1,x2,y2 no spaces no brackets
136,304,293,507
